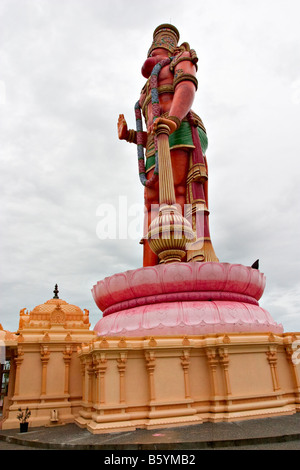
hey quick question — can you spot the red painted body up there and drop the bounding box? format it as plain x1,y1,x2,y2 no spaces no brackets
118,27,217,266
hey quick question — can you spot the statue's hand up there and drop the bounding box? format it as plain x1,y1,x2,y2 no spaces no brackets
118,114,129,140
152,117,178,135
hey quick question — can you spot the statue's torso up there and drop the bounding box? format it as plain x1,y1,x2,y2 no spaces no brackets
138,52,207,175
140,65,175,128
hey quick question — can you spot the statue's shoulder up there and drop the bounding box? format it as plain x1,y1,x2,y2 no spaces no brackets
170,43,198,72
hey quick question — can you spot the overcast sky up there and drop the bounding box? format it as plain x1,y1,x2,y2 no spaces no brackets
1,0,299,333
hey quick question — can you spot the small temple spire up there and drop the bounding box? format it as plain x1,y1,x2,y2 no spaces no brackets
53,284,59,299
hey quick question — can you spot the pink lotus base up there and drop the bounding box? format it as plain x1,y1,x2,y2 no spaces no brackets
92,262,283,336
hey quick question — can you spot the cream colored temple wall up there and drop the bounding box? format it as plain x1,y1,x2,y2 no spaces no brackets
1,297,96,430
75,333,300,434
1,296,299,433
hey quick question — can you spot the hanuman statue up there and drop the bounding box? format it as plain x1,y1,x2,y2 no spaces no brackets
118,24,218,267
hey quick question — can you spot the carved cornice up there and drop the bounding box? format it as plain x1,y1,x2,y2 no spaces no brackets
94,354,108,375
40,345,50,363
14,346,24,365
180,350,190,370
266,347,278,365
145,350,156,371
63,346,73,362
117,352,127,373
218,347,230,367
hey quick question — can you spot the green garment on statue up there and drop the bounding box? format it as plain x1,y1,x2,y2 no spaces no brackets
145,121,208,172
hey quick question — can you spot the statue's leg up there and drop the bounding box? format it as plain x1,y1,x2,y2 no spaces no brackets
171,148,190,211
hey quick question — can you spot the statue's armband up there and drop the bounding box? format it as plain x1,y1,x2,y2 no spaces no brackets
173,71,198,91
171,50,198,91
170,48,198,72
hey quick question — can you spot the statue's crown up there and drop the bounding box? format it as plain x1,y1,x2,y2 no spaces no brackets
148,24,180,57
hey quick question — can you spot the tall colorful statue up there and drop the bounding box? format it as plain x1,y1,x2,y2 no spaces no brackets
118,24,218,267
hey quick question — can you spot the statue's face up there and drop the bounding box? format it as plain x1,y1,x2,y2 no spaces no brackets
141,48,169,79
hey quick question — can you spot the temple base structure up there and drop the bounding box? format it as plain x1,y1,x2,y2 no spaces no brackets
75,263,300,434
76,333,300,434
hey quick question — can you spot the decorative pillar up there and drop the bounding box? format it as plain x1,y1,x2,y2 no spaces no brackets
94,354,107,406
40,346,50,396
94,363,100,407
206,348,219,398
181,350,191,399
117,352,127,404
266,347,280,392
285,345,300,394
14,347,24,397
87,360,94,406
63,346,72,395
218,347,231,396
80,359,86,403
145,351,156,402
